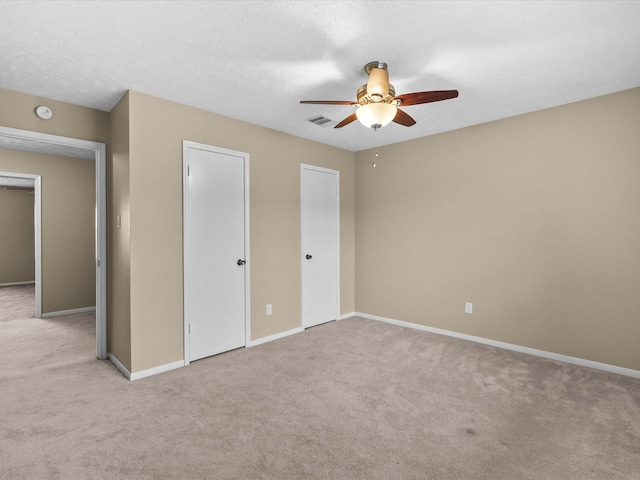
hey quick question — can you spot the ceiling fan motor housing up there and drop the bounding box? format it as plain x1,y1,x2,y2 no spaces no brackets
357,83,396,105
364,61,392,102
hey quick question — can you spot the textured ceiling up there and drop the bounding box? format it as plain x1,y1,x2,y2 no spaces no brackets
1,1,640,152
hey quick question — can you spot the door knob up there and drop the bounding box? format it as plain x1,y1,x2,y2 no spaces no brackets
305,254,312,260
237,259,246,266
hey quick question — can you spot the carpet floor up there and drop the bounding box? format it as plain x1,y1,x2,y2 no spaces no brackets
1,285,639,479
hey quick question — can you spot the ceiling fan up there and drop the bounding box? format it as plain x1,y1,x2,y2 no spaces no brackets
301,61,458,131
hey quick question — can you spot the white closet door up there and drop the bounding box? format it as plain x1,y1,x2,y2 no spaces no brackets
184,142,248,362
301,165,339,328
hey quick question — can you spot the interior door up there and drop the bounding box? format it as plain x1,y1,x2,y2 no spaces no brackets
184,142,248,362
301,164,339,328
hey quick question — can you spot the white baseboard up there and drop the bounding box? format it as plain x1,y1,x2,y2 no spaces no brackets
355,312,640,379
112,326,304,380
130,360,184,381
247,326,304,348
107,353,131,380
247,314,353,348
42,306,96,318
108,354,184,381
0,281,35,287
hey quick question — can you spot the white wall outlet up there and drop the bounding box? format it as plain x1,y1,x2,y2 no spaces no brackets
465,302,473,314
266,304,272,316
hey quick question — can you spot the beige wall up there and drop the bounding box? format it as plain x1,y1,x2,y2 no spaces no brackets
4,84,638,375
108,92,131,369
123,91,355,372
0,150,96,312
0,87,108,313
0,188,35,284
355,87,640,371
0,87,109,143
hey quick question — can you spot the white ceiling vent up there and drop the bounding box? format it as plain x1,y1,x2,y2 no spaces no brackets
306,115,337,128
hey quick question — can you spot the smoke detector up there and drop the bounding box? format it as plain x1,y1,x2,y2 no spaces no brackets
35,105,53,120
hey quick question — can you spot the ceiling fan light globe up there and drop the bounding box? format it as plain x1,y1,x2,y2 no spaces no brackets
356,102,397,129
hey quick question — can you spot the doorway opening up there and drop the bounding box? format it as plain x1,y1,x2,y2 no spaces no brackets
0,126,107,359
0,172,40,316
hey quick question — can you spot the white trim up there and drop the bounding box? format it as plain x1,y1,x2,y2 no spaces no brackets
243,151,251,348
0,126,107,360
182,141,251,366
108,354,184,381
0,281,35,287
182,145,190,364
41,306,96,318
130,360,185,381
95,142,107,360
0,172,42,317
338,312,355,321
34,176,42,318
182,145,191,366
247,327,304,348
356,312,640,379
107,353,131,380
300,164,340,328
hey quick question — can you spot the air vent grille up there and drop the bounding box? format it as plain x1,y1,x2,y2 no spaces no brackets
306,115,337,128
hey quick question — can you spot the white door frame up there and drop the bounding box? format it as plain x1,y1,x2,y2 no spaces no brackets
182,140,251,365
0,126,107,360
0,172,42,316
300,163,340,328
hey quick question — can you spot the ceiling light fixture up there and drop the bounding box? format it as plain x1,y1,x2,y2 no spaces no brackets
356,102,397,131
355,62,397,131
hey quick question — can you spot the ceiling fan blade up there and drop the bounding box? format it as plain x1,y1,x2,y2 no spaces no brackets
300,100,356,105
334,113,358,128
395,90,459,106
393,108,416,127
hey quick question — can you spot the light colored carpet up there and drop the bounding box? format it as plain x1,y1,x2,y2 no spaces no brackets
1,285,639,479
0,283,35,322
